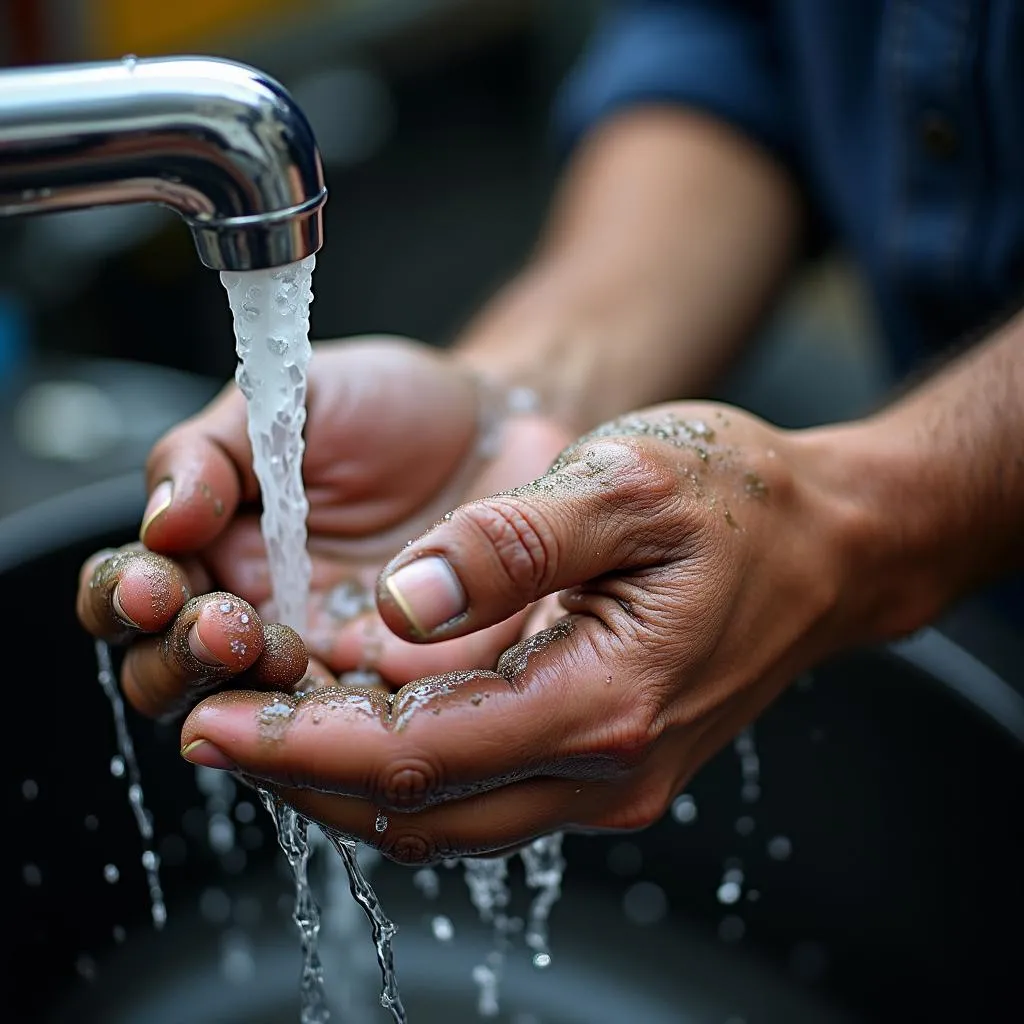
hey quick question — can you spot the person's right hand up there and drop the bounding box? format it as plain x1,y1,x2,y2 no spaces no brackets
75,336,573,718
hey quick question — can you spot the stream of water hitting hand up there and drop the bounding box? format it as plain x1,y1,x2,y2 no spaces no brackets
222,256,406,1023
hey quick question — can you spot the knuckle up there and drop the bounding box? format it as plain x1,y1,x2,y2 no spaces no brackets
120,653,182,719
379,828,440,866
581,700,664,773
375,755,442,811
601,440,680,514
466,499,558,595
593,783,670,833
145,429,179,477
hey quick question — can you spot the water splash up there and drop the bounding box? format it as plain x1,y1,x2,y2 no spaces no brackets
95,639,166,928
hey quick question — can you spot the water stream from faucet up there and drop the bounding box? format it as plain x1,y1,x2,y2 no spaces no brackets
221,256,406,1023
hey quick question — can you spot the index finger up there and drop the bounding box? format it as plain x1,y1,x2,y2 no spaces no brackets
179,614,644,810
140,384,255,555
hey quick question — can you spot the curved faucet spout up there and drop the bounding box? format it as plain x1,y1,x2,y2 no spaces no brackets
0,56,327,270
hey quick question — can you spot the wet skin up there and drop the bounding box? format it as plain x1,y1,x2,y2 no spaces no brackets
77,337,854,864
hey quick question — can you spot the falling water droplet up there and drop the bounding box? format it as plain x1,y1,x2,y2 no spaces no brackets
75,955,97,982
413,867,440,899
671,794,697,824
103,863,120,884
431,915,454,942
95,640,166,929
717,881,742,905
622,881,669,926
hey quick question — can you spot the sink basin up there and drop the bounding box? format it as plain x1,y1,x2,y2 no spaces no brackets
50,862,857,1024
5,476,1022,1023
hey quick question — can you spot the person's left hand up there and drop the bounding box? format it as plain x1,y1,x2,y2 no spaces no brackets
75,337,573,719
179,401,869,861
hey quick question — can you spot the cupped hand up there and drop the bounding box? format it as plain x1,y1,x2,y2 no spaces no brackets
177,402,860,862
75,336,572,717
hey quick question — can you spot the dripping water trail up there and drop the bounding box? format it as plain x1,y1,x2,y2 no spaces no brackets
521,832,565,968
324,829,407,1024
462,856,513,1017
223,256,406,1019
258,789,330,1024
95,639,166,929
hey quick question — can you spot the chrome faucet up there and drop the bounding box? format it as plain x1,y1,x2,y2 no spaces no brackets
0,55,326,271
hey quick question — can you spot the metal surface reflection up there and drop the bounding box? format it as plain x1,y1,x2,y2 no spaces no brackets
0,56,326,270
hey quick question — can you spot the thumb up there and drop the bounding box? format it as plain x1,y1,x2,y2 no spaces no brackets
140,385,255,555
376,437,680,642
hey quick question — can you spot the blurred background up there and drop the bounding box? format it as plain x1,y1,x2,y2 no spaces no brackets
0,0,892,518
3,5,1021,1024
0,0,609,515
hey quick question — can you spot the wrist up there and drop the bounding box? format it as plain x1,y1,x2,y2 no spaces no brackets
452,255,735,436
451,266,627,436
792,418,968,646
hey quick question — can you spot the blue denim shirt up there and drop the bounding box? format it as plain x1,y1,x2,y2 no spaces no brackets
556,1,1024,373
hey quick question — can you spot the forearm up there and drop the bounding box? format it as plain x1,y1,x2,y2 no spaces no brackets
455,108,804,434
804,310,1024,641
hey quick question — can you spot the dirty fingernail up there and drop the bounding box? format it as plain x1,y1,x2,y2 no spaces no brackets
181,739,235,770
82,548,117,584
383,555,466,635
140,479,173,543
112,584,142,629
188,623,223,667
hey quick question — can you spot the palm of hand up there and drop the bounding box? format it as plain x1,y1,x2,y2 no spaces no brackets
151,338,571,687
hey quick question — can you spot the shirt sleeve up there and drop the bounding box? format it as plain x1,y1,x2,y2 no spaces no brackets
553,1,796,167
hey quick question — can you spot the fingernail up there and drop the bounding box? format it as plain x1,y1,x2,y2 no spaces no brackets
111,584,142,629
181,739,236,770
383,555,466,635
188,623,223,667
140,479,173,544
